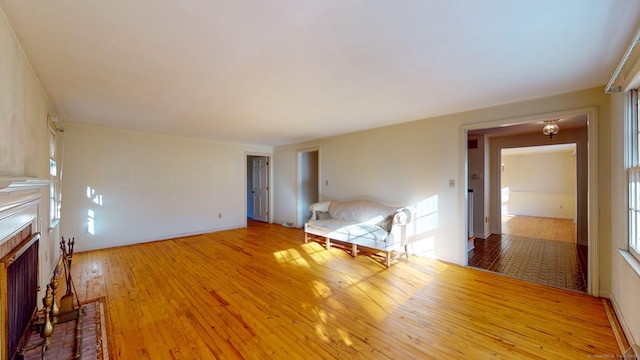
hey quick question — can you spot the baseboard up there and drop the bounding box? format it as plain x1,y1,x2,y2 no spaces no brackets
75,224,245,253
609,293,638,355
472,232,491,239
624,344,640,359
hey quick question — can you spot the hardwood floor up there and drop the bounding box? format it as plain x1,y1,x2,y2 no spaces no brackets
71,221,621,359
469,216,586,292
468,234,588,292
502,215,576,243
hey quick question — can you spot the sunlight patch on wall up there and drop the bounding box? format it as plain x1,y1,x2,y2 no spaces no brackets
501,186,510,215
86,185,104,236
411,236,436,258
87,209,95,235
87,185,103,205
405,195,439,253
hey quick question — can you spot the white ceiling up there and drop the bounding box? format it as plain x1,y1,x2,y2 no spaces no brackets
1,1,639,146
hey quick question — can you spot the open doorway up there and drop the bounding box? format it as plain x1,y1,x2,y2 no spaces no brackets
297,149,319,228
501,144,577,243
465,113,591,293
247,155,270,223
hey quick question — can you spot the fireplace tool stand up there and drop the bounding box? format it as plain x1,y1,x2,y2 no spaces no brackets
17,237,84,360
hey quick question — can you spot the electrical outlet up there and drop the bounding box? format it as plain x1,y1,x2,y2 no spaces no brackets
449,179,455,187
485,216,489,223
218,213,222,219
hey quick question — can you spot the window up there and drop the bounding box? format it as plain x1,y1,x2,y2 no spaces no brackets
48,117,63,228
628,90,640,261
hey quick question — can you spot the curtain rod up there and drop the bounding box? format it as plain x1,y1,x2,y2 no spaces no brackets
606,29,640,94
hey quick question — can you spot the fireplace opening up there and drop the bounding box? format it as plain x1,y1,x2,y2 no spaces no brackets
0,225,39,360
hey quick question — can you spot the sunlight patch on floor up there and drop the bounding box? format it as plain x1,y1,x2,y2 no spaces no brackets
299,242,331,265
273,248,310,268
311,279,332,298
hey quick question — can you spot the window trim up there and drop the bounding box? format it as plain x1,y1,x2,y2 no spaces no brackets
627,90,640,262
48,118,63,229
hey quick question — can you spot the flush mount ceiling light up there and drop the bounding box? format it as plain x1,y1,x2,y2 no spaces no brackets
542,119,559,139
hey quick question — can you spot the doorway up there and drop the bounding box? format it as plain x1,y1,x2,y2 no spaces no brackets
297,149,319,228
500,144,577,243
247,155,270,223
480,144,587,292
464,111,594,293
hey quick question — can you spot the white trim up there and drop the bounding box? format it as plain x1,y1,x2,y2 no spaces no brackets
296,147,320,228
459,128,469,265
586,107,599,295
607,27,640,93
0,177,50,193
609,291,638,352
75,224,245,252
460,106,599,295
619,249,640,278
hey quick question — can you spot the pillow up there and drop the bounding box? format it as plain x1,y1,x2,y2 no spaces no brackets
311,201,331,212
376,214,394,232
315,211,332,220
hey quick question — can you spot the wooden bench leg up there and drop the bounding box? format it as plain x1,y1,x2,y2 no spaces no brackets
405,244,409,258
304,232,308,243
386,251,391,268
325,237,331,250
352,243,357,257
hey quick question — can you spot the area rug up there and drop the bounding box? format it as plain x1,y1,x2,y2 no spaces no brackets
20,297,112,360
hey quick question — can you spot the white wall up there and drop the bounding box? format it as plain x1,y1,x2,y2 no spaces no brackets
502,149,576,219
61,123,271,252
274,87,611,273
0,8,60,296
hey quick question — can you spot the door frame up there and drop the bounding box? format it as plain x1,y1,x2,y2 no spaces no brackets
296,147,320,228
244,152,273,227
460,106,599,296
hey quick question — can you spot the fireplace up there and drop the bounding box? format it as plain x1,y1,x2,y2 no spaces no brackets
2,227,39,359
0,178,48,360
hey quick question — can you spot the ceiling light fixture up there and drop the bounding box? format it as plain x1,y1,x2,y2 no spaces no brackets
542,119,559,139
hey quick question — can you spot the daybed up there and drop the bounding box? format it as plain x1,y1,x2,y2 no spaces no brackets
304,200,415,267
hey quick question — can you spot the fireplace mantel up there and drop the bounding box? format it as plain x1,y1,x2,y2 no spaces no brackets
0,177,49,246
0,177,50,194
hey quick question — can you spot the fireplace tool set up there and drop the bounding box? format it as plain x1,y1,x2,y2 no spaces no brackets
17,237,84,360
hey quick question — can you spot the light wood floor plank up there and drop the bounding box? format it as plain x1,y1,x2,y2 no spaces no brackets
71,221,621,359
502,215,576,243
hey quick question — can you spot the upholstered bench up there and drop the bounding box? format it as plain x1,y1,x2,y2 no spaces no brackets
304,200,415,267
